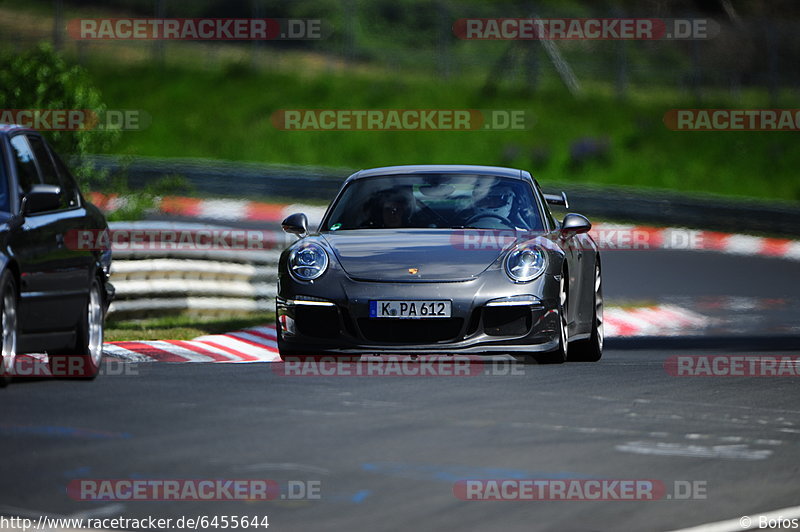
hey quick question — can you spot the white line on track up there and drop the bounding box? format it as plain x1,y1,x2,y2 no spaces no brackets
666,504,800,531
615,441,772,460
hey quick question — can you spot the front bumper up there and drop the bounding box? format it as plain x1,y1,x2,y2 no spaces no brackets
277,276,561,356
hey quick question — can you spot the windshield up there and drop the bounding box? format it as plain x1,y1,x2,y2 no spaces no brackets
322,174,543,232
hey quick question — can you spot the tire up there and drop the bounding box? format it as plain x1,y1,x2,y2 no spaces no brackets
533,272,568,364
49,277,104,379
0,271,18,386
570,262,603,362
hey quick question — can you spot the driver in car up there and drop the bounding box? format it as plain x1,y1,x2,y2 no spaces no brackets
462,182,522,229
381,197,410,228
364,187,415,228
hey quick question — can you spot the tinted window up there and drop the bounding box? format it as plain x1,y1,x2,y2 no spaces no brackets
44,139,80,208
324,174,543,232
26,135,59,186
9,135,41,196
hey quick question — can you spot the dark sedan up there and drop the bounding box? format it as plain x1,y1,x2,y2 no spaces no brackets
276,165,602,364
0,124,113,384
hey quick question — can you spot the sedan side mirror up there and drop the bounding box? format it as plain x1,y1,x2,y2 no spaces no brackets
281,213,308,236
560,213,591,238
22,184,61,215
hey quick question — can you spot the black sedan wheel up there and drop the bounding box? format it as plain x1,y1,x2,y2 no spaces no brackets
49,278,104,379
0,271,18,386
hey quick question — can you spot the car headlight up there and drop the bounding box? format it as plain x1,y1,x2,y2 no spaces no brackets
288,242,329,281
504,245,547,282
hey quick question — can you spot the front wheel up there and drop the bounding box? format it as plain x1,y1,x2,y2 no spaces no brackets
570,262,603,362
49,278,105,379
532,273,568,364
0,271,19,386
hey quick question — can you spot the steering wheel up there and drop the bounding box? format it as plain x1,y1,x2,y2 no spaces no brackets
464,212,514,228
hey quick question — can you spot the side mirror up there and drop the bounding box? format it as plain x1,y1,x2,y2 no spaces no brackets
560,213,591,238
281,213,308,236
22,184,61,215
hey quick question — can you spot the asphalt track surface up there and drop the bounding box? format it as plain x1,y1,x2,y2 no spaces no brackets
2,248,799,532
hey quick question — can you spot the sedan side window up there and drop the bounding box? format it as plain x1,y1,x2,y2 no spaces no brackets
47,144,81,208
9,135,41,197
27,135,69,209
26,135,59,185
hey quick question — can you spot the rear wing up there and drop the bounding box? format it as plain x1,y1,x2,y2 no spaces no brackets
544,192,569,209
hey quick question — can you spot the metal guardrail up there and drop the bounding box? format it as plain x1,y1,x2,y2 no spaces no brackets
550,184,800,238
87,154,347,200
86,155,800,237
107,221,284,318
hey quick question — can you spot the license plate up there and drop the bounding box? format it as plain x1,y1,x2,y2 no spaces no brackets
369,300,451,319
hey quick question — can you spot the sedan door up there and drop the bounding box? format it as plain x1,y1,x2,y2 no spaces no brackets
27,134,93,322
7,133,85,336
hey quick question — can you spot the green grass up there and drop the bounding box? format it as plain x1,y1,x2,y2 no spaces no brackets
2,0,797,202
86,62,800,203
105,311,275,342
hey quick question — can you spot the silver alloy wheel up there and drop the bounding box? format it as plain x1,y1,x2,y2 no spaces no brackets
87,282,104,367
557,274,568,361
595,265,604,352
2,281,17,377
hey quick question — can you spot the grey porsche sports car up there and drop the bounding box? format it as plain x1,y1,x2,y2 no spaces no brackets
276,165,602,364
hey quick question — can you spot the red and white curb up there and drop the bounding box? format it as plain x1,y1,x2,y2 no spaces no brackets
603,304,712,337
102,305,710,363
104,325,279,363
89,192,328,227
89,193,800,262
591,223,800,260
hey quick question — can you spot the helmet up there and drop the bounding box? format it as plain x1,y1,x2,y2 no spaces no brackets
475,183,515,219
